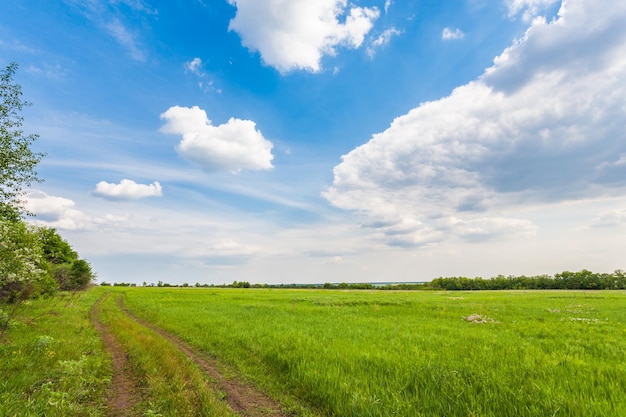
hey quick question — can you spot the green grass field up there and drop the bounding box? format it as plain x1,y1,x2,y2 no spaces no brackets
121,288,626,417
2,288,626,416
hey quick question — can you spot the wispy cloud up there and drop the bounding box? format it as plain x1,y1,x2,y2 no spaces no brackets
185,57,204,76
367,28,402,57
384,0,392,14
184,58,221,93
62,0,153,61
442,27,465,40
103,18,146,61
0,39,39,54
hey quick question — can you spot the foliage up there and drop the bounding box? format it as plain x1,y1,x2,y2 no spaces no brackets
68,259,94,290
0,219,46,299
1,222,94,303
37,226,78,264
428,269,626,290
36,227,95,291
1,62,45,217
0,291,110,416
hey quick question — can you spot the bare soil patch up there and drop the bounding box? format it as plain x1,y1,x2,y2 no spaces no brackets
91,297,142,417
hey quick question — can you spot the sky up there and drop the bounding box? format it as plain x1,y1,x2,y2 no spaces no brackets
1,0,625,285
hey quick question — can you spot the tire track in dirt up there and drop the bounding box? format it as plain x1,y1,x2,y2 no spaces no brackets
91,296,142,417
115,297,291,417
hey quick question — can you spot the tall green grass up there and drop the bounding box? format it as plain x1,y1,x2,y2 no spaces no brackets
120,288,626,417
0,291,110,417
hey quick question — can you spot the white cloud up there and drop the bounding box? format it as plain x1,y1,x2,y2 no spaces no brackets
160,106,274,172
184,58,220,93
185,57,204,76
442,27,465,40
324,0,626,246
506,0,561,22
93,179,163,200
367,28,402,57
384,0,392,14
227,0,380,73
25,191,94,230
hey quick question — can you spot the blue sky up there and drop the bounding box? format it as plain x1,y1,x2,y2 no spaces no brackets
1,0,625,285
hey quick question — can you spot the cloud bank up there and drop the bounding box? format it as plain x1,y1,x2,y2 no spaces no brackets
160,106,274,173
94,179,163,200
227,0,379,72
324,0,626,247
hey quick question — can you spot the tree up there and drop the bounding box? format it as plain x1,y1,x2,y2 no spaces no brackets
68,259,95,290
0,219,45,298
1,62,45,219
37,226,78,264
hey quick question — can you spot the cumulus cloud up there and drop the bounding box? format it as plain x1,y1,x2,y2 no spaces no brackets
324,0,626,246
160,105,274,172
227,0,380,73
93,179,163,200
24,191,93,230
442,27,465,40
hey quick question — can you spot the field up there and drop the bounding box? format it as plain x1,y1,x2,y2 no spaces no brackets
2,288,626,416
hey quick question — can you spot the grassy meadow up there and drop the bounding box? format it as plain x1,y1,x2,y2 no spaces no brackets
2,287,625,416
121,288,626,417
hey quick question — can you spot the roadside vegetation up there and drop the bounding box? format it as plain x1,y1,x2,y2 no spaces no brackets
0,290,110,416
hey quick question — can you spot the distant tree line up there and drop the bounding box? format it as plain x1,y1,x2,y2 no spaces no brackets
427,270,626,291
112,270,626,291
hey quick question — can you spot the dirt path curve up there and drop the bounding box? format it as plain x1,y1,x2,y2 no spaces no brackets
91,296,142,417
115,297,291,417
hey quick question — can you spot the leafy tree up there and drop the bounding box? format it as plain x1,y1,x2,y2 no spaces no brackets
1,62,45,218
0,219,45,298
68,259,95,290
37,226,78,264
